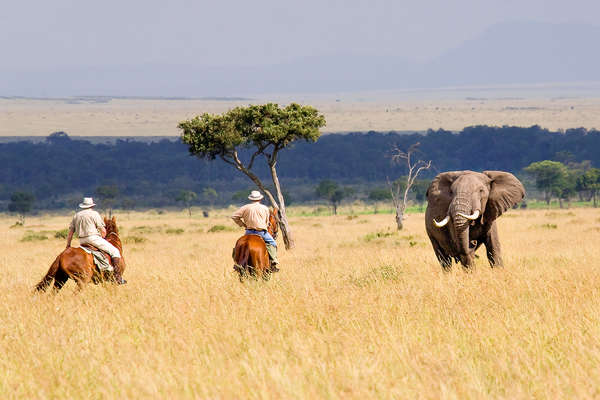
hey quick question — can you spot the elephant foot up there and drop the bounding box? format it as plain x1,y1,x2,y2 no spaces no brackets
460,254,476,272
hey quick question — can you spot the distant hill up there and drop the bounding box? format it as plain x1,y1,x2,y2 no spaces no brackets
423,21,600,87
1,22,599,97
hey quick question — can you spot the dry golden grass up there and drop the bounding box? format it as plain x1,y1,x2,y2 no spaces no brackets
1,207,600,399
2,95,600,137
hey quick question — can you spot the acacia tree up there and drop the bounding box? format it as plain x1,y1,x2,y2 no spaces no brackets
8,191,35,225
576,168,600,207
316,180,350,215
368,188,392,214
176,190,198,217
179,103,326,249
387,143,431,230
524,160,568,205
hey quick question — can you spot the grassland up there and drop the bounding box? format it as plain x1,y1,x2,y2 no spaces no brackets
1,206,599,399
2,94,600,137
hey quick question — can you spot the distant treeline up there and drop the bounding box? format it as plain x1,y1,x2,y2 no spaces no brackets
1,126,600,209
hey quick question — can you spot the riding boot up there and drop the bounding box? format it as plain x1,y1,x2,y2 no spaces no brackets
265,244,280,272
112,257,127,285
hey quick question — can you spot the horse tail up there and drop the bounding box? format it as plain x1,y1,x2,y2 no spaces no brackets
35,255,61,292
237,244,250,268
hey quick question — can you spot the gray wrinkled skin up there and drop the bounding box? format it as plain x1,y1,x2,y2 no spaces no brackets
425,170,525,271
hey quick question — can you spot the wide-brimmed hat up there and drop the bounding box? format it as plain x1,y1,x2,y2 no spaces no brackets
79,197,96,209
248,190,264,201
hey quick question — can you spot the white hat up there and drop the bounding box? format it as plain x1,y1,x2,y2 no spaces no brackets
79,197,96,209
248,190,264,201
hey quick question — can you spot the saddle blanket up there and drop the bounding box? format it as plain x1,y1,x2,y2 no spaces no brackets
79,246,114,272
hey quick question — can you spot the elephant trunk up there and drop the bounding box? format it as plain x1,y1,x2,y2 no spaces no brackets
449,192,481,268
449,192,477,246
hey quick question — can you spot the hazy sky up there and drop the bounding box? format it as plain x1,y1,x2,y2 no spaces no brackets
2,0,598,70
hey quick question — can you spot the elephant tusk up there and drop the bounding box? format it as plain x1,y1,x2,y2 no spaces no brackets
456,210,480,220
433,215,450,227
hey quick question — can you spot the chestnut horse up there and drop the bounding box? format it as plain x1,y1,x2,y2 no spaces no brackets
233,208,279,281
35,216,126,292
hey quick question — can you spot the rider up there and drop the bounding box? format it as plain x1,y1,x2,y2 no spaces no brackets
231,190,280,271
65,197,126,284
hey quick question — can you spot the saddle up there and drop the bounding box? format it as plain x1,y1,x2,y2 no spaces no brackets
80,244,113,271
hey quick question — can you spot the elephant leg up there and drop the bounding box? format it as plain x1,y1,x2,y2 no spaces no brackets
459,253,476,271
484,223,503,267
429,236,453,271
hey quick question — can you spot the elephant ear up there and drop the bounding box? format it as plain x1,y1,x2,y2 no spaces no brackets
483,171,525,221
427,171,464,215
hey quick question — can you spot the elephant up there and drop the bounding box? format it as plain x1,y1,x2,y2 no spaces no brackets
425,170,525,271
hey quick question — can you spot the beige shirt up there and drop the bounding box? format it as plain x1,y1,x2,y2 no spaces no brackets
231,202,270,230
69,208,105,238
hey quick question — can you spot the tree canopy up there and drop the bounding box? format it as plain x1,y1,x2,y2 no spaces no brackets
524,160,568,204
179,103,326,248
8,191,35,224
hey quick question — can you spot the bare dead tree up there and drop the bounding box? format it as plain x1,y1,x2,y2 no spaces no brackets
387,143,431,230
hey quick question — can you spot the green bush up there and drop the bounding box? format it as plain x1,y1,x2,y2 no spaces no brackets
54,228,69,239
207,225,235,233
21,232,48,242
166,228,184,235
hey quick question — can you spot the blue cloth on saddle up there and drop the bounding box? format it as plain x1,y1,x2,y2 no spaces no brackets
245,229,277,247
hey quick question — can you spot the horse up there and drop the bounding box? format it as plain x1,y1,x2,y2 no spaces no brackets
232,208,279,281
35,216,126,292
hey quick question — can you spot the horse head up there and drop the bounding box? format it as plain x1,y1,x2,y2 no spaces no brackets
268,207,280,239
104,215,119,235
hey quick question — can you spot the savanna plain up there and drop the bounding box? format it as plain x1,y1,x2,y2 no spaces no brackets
1,206,599,399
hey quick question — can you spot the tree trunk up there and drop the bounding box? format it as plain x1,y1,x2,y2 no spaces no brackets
559,198,564,209
593,191,598,208
395,204,404,230
269,159,295,250
333,202,338,215
228,151,295,249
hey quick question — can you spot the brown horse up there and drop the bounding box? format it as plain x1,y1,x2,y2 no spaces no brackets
233,208,279,281
35,216,126,292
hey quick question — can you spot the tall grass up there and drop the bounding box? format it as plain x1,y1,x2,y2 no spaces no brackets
1,208,599,398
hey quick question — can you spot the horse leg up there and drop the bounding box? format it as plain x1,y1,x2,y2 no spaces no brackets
261,270,271,281
72,270,93,293
52,269,69,292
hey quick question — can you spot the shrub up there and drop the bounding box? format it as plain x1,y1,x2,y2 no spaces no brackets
54,229,69,239
166,228,184,235
21,232,48,242
207,225,235,233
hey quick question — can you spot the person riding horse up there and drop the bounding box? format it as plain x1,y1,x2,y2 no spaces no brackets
65,197,126,284
231,190,280,271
